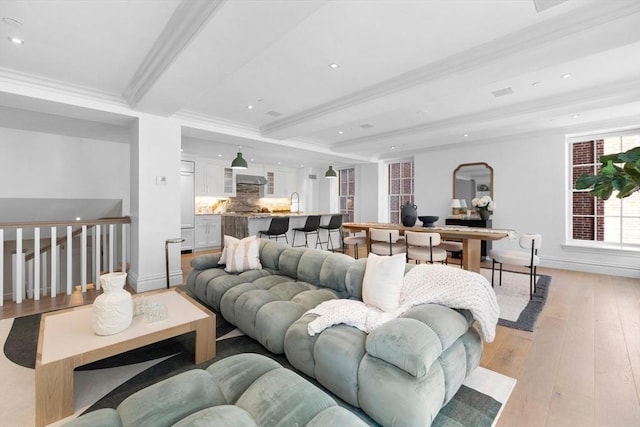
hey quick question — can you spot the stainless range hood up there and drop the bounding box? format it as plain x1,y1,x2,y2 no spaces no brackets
236,174,268,185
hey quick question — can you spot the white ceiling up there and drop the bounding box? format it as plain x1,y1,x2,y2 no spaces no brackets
0,0,639,167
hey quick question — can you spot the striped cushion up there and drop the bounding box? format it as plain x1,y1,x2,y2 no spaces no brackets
224,236,262,273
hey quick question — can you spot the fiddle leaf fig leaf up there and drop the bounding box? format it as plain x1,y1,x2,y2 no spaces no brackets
619,147,640,163
600,160,618,177
575,173,598,190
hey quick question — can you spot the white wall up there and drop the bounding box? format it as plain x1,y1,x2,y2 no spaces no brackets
412,131,640,278
0,127,130,211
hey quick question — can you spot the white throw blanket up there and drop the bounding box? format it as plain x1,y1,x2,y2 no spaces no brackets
306,264,500,342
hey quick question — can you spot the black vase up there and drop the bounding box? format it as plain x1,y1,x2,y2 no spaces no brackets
401,202,418,226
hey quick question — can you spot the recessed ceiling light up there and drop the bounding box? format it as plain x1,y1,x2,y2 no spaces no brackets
247,105,253,109
572,114,580,118
463,133,469,137
277,161,281,165
300,164,304,168
8,36,24,45
338,131,343,135
218,154,222,157
391,146,396,150
75,217,81,221
561,73,572,79
329,63,339,69
250,158,255,162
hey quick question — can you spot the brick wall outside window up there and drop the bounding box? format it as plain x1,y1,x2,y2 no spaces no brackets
570,133,640,245
388,160,414,224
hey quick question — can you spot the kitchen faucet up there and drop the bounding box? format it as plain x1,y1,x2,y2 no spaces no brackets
290,192,300,214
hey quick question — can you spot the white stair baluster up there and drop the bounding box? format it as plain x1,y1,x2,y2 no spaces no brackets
34,227,40,300
51,227,57,297
42,251,48,297
0,229,3,307
109,224,114,273
81,225,87,293
121,223,127,273
66,226,72,295
15,228,23,303
94,224,101,289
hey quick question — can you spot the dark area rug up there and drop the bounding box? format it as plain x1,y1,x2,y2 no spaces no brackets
4,304,509,427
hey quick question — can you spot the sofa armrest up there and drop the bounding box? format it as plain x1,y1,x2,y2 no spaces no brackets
365,318,443,378
190,253,223,270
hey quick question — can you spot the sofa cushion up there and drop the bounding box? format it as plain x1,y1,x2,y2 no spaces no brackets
173,405,258,427
365,318,442,378
362,253,406,312
116,369,224,427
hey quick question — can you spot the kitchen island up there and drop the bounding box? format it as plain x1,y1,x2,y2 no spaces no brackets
221,212,345,248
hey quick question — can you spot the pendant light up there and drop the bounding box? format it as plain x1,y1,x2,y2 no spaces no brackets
231,149,248,169
324,165,337,178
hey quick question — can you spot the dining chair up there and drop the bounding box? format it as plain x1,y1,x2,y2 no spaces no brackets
489,233,542,299
343,231,366,259
439,240,463,268
258,217,290,243
319,214,344,252
369,228,406,256
404,231,448,264
291,215,322,249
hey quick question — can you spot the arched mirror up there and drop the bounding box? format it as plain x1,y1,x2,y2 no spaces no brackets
453,162,493,208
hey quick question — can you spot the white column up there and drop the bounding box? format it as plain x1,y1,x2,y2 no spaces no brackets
129,115,181,292
66,225,72,295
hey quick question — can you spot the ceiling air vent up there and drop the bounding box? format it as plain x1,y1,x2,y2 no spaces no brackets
266,110,283,117
308,174,317,180
491,87,514,98
360,123,374,129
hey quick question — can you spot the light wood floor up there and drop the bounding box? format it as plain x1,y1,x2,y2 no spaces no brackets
1,249,638,426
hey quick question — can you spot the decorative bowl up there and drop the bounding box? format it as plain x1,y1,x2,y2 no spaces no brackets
418,216,439,227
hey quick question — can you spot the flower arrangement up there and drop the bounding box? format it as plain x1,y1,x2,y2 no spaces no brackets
472,196,495,219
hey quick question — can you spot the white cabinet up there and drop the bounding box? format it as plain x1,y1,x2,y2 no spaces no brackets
195,159,220,196
221,166,236,197
265,166,297,197
195,159,236,197
181,228,194,251
195,215,221,250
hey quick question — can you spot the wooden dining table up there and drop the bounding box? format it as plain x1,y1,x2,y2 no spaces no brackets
342,222,510,273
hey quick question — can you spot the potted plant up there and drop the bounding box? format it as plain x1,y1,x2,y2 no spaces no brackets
575,146,640,199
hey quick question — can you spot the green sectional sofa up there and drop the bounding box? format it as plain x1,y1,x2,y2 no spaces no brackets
186,239,484,427
64,353,368,427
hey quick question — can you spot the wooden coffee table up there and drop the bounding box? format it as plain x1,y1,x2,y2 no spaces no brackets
35,288,216,427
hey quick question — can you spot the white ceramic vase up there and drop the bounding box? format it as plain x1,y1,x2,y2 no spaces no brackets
92,272,133,336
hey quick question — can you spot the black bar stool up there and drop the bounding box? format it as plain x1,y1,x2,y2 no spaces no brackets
292,215,323,249
258,217,290,243
319,214,343,252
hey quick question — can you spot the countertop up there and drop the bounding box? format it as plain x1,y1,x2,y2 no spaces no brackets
221,212,342,218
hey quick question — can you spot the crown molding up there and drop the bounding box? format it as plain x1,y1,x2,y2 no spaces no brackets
261,1,640,138
0,67,126,107
332,78,640,152
122,0,226,109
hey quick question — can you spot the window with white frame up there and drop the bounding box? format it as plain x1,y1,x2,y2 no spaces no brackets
388,160,414,224
338,168,355,222
570,131,640,246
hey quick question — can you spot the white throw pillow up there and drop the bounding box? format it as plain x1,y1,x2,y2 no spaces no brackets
224,236,262,273
220,235,258,264
362,253,406,312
